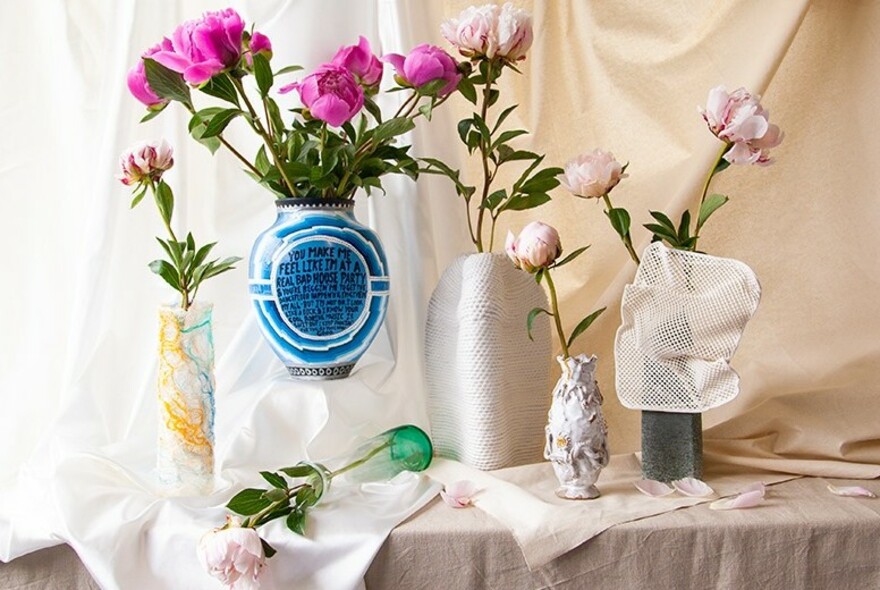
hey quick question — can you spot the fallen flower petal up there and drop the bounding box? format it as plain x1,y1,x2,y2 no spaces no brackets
827,484,876,498
633,479,675,497
441,480,477,508
742,482,767,496
672,478,715,498
709,490,765,510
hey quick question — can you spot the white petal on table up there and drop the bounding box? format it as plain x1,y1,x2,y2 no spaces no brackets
709,490,765,510
827,484,876,498
672,478,715,497
633,480,675,497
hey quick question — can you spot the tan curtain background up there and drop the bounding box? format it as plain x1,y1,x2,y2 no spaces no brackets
425,0,880,475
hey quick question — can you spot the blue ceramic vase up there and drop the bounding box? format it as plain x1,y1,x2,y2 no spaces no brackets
248,199,389,379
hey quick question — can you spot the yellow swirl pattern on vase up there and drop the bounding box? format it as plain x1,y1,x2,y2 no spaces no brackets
157,302,215,496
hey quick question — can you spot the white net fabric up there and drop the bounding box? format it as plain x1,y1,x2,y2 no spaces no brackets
615,242,761,412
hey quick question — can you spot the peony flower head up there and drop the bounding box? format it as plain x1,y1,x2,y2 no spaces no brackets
383,44,462,97
249,32,272,59
440,480,477,508
117,140,174,186
700,86,783,166
559,149,627,199
127,42,170,109
279,64,365,127
441,2,533,62
332,36,384,87
506,221,562,272
197,516,266,590
151,8,245,85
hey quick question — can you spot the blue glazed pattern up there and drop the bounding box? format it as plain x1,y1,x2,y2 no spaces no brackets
248,200,389,379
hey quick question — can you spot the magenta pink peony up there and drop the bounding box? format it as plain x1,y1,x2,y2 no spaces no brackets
442,2,533,61
117,140,174,186
280,65,365,127
506,221,562,272
151,8,245,85
197,518,266,590
384,44,461,97
249,32,272,59
700,86,783,166
331,36,384,87
560,149,627,199
127,43,168,108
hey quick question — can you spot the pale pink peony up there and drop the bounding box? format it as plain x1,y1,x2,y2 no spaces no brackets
117,140,174,186
383,44,462,97
197,517,266,590
332,36,384,87
440,480,477,508
151,8,245,85
506,221,562,272
441,2,533,61
560,149,627,198
700,86,784,166
279,65,365,127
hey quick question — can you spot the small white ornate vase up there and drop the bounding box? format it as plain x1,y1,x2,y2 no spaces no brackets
544,354,609,500
157,302,215,496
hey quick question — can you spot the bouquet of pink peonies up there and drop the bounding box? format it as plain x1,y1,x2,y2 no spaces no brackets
561,86,783,261
128,8,464,200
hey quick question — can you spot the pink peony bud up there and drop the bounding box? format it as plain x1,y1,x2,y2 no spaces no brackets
383,44,462,97
117,140,174,186
332,36,384,87
506,222,562,272
197,517,266,590
151,8,245,85
250,32,272,59
441,2,533,61
700,86,784,166
559,149,627,199
127,43,171,108
279,64,365,127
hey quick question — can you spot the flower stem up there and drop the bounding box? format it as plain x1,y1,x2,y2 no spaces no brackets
229,75,297,196
183,104,262,178
544,271,570,359
474,66,496,253
329,440,392,479
691,144,728,251
601,194,640,265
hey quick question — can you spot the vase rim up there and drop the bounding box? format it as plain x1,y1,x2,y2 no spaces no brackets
275,197,354,210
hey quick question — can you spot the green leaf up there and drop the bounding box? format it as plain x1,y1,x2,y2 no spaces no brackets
274,64,304,76
253,53,274,97
486,88,500,107
606,207,631,240
492,104,518,134
363,97,383,123
418,101,433,121
142,58,191,106
201,108,243,138
492,129,528,150
199,75,239,105
457,119,473,144
553,245,590,269
155,238,179,267
484,189,507,211
201,256,241,280
372,117,415,143
697,193,729,230
520,175,560,194
190,242,215,270
457,76,477,104
227,488,272,516
677,210,691,242
498,148,538,164
130,188,147,208
255,146,272,175
185,232,195,253
260,471,287,489
261,539,277,559
535,267,545,284
527,307,552,341
649,211,676,231
265,98,286,142
286,508,306,535
567,307,607,350
501,192,552,211
714,157,731,174
139,105,167,123
263,488,288,502
644,223,680,245
155,181,174,225
148,259,180,291
417,79,447,96
280,464,318,479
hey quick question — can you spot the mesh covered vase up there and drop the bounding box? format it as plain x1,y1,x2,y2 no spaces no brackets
157,302,215,495
615,242,761,481
425,253,552,470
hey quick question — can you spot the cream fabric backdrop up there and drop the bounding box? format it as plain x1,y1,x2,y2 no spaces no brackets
0,0,878,575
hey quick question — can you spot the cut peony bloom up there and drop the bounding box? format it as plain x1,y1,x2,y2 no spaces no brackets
280,65,365,127
441,2,533,61
384,44,462,97
332,36,384,87
117,139,174,186
559,149,627,199
827,484,876,498
709,490,765,511
633,479,675,498
700,85,783,166
440,480,477,508
197,516,266,590
671,478,715,498
506,222,562,273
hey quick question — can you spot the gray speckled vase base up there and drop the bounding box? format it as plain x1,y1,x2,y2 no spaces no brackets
641,411,702,482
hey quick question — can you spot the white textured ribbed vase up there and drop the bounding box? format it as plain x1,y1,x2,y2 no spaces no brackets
425,253,552,470
156,302,215,496
544,354,609,500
